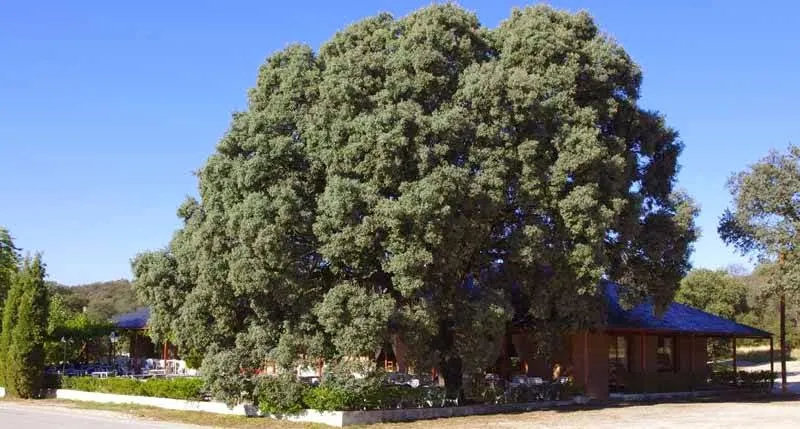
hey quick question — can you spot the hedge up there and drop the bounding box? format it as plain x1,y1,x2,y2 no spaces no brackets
58,376,205,400
623,370,775,394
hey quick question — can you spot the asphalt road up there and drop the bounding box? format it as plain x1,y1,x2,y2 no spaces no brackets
0,402,203,429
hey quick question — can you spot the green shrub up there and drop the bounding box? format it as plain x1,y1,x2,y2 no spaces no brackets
255,375,308,415
60,376,204,400
302,383,434,411
303,385,349,411
709,370,774,391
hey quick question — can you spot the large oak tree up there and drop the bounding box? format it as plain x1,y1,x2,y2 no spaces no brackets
719,144,800,392
133,5,696,400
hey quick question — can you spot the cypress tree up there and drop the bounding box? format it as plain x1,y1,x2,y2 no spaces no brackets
0,267,22,388
0,227,19,342
3,255,48,398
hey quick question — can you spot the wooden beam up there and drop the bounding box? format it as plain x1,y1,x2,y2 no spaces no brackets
640,332,646,372
770,336,775,390
689,335,695,391
732,337,737,375
583,331,589,391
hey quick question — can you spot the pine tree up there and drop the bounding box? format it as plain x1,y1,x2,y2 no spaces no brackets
2,255,49,398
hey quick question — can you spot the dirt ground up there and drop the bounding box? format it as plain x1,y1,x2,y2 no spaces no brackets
372,400,800,429
4,396,800,429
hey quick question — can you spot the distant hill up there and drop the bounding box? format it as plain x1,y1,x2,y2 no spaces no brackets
49,279,143,321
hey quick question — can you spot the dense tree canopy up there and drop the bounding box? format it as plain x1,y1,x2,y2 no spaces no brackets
676,269,749,320
133,5,696,399
719,144,800,390
48,279,142,321
720,145,800,294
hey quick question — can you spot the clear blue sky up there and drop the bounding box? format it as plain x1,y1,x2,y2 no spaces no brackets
1,1,799,285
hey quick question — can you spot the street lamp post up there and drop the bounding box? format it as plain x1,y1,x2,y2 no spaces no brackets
60,336,67,374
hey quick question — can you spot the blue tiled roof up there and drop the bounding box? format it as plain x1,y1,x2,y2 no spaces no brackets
112,307,150,330
115,281,772,338
603,281,771,338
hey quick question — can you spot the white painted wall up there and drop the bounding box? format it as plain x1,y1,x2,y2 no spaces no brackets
33,388,579,427
54,389,258,416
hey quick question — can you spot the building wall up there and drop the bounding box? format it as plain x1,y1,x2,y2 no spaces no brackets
621,333,708,374
571,331,609,400
693,336,709,374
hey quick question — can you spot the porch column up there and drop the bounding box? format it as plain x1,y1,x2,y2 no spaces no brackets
732,337,737,375
640,332,646,372
498,332,511,380
583,331,589,390
770,336,775,390
689,334,695,391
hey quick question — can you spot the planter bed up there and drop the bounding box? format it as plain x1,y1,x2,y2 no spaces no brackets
35,387,578,427
48,389,258,416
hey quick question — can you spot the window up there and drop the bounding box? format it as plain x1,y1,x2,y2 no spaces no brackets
609,336,628,392
608,335,628,370
656,336,675,372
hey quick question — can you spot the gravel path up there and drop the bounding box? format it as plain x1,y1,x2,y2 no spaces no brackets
373,400,800,429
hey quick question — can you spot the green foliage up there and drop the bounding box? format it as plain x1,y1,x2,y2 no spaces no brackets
1,255,49,398
318,369,387,410
622,370,774,394
0,256,24,387
302,385,350,411
48,279,142,321
720,145,800,298
199,348,257,406
677,269,749,319
709,370,774,391
314,282,395,357
61,376,204,400
181,348,204,370
677,268,751,359
255,375,309,415
132,4,696,398
720,145,800,263
43,289,114,365
0,227,18,310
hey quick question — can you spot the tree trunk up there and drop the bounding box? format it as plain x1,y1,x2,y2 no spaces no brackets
440,357,463,400
780,292,787,393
